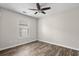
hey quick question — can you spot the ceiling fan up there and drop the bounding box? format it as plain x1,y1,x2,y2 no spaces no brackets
29,3,51,14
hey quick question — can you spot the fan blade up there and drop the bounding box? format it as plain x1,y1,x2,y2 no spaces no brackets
41,7,51,10
34,12,38,14
41,11,46,14
29,9,37,11
36,3,40,10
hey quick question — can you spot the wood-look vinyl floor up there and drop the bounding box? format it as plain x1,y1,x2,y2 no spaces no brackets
0,40,79,56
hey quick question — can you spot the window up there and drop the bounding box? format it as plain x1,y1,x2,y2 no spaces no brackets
19,24,29,38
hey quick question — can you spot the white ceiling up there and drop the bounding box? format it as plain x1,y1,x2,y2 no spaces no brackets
0,3,79,19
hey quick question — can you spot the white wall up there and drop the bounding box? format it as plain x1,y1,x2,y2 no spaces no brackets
38,7,79,50
0,8,38,51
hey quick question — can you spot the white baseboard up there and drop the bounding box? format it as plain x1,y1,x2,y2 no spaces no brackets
1,39,79,51
39,40,79,51
0,40,36,51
